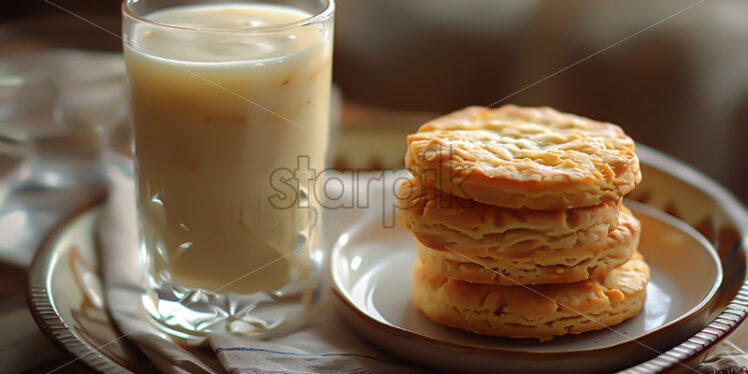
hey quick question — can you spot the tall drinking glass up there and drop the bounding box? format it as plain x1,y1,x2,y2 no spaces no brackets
122,0,334,338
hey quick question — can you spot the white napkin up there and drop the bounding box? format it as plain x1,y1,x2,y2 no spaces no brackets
99,164,424,374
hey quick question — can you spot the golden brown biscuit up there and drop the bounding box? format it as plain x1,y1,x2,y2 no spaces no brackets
413,206,639,285
411,252,649,340
405,105,641,210
396,177,621,249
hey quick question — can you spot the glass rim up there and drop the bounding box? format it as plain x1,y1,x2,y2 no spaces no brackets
121,0,335,33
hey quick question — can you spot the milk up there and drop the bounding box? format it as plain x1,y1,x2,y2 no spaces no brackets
124,3,332,295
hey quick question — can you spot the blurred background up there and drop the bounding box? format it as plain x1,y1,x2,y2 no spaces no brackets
1,0,745,200
0,0,747,372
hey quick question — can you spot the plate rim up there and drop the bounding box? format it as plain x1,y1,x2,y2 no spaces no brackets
331,199,722,355
619,144,748,372
26,194,135,374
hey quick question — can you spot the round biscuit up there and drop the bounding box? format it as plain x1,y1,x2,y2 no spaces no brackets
409,206,640,285
405,105,641,209
396,176,622,251
411,252,649,340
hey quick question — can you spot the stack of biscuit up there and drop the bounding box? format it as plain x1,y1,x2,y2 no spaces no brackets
397,105,647,341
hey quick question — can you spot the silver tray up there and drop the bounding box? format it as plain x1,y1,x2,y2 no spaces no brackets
28,145,748,373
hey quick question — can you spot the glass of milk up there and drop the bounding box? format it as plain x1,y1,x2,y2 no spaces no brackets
122,0,334,338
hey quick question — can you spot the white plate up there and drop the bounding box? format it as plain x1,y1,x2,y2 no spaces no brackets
331,200,722,373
